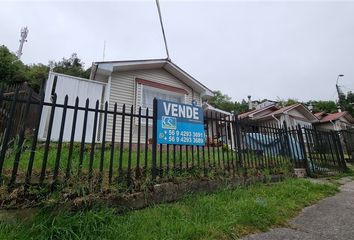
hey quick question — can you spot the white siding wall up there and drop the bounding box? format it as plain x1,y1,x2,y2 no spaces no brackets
288,109,306,119
288,109,313,128
39,72,106,142
105,68,202,143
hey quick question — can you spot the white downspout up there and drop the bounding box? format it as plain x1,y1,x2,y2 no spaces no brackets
271,114,280,127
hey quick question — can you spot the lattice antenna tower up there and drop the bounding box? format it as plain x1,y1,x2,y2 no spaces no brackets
16,26,29,59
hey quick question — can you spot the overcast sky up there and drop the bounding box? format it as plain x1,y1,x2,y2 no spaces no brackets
1,0,354,102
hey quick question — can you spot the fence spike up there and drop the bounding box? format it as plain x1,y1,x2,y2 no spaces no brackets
39,93,57,184
66,96,79,178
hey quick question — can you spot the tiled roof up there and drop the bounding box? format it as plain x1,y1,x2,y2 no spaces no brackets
238,104,278,119
314,112,325,119
253,103,318,123
319,111,348,123
238,109,257,119
264,103,300,116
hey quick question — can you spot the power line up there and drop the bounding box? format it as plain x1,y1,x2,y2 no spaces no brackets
156,0,170,60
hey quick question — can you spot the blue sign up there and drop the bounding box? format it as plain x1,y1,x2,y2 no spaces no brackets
156,99,205,146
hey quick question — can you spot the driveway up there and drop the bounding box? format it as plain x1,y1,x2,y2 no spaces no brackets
242,178,354,240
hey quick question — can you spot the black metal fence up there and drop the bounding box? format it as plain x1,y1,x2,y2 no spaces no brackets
0,83,40,140
0,86,349,192
302,126,347,174
342,129,354,162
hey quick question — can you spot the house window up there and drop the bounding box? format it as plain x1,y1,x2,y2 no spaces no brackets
141,85,184,112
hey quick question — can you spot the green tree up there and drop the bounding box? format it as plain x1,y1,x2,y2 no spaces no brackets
208,90,234,112
234,100,249,114
0,46,91,91
208,90,249,114
50,53,91,79
26,64,50,92
308,100,338,113
276,98,299,107
0,45,28,85
342,91,354,116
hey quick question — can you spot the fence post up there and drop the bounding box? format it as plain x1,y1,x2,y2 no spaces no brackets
296,124,311,175
0,86,3,141
0,86,3,102
88,100,99,182
234,114,243,169
39,94,57,184
151,98,158,180
334,131,347,171
66,97,79,178
330,131,341,169
282,121,293,165
53,95,69,185
78,99,90,176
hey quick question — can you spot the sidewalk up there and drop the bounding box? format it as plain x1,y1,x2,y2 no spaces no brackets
243,178,354,240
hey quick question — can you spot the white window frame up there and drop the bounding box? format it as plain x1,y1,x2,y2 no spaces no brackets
136,83,186,125
140,84,185,109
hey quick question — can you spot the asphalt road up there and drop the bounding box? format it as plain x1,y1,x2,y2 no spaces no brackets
242,179,354,240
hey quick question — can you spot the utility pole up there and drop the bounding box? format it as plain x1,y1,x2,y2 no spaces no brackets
156,0,170,60
102,40,106,61
336,74,345,111
16,26,29,59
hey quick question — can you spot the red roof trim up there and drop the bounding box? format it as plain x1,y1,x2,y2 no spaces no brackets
319,112,349,123
136,78,189,95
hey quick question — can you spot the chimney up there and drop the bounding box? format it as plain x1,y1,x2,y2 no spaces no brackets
248,95,252,110
308,103,313,112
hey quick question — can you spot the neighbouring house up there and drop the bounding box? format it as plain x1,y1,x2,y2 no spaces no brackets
253,103,318,128
239,98,318,128
314,111,354,131
202,102,235,148
238,102,279,121
246,95,278,111
39,59,214,143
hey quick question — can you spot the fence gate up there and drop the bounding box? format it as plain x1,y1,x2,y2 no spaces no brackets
341,129,354,162
302,127,347,175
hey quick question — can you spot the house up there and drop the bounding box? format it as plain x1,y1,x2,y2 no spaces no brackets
239,99,318,128
245,95,278,111
202,102,235,148
91,59,214,143
253,103,318,128
39,59,214,143
239,102,279,121
314,111,354,131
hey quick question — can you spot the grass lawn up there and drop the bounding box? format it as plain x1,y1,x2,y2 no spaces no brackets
0,178,338,240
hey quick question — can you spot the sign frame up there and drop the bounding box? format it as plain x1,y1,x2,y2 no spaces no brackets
154,98,205,146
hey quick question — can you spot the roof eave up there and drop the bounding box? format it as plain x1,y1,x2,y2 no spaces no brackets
93,59,214,98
